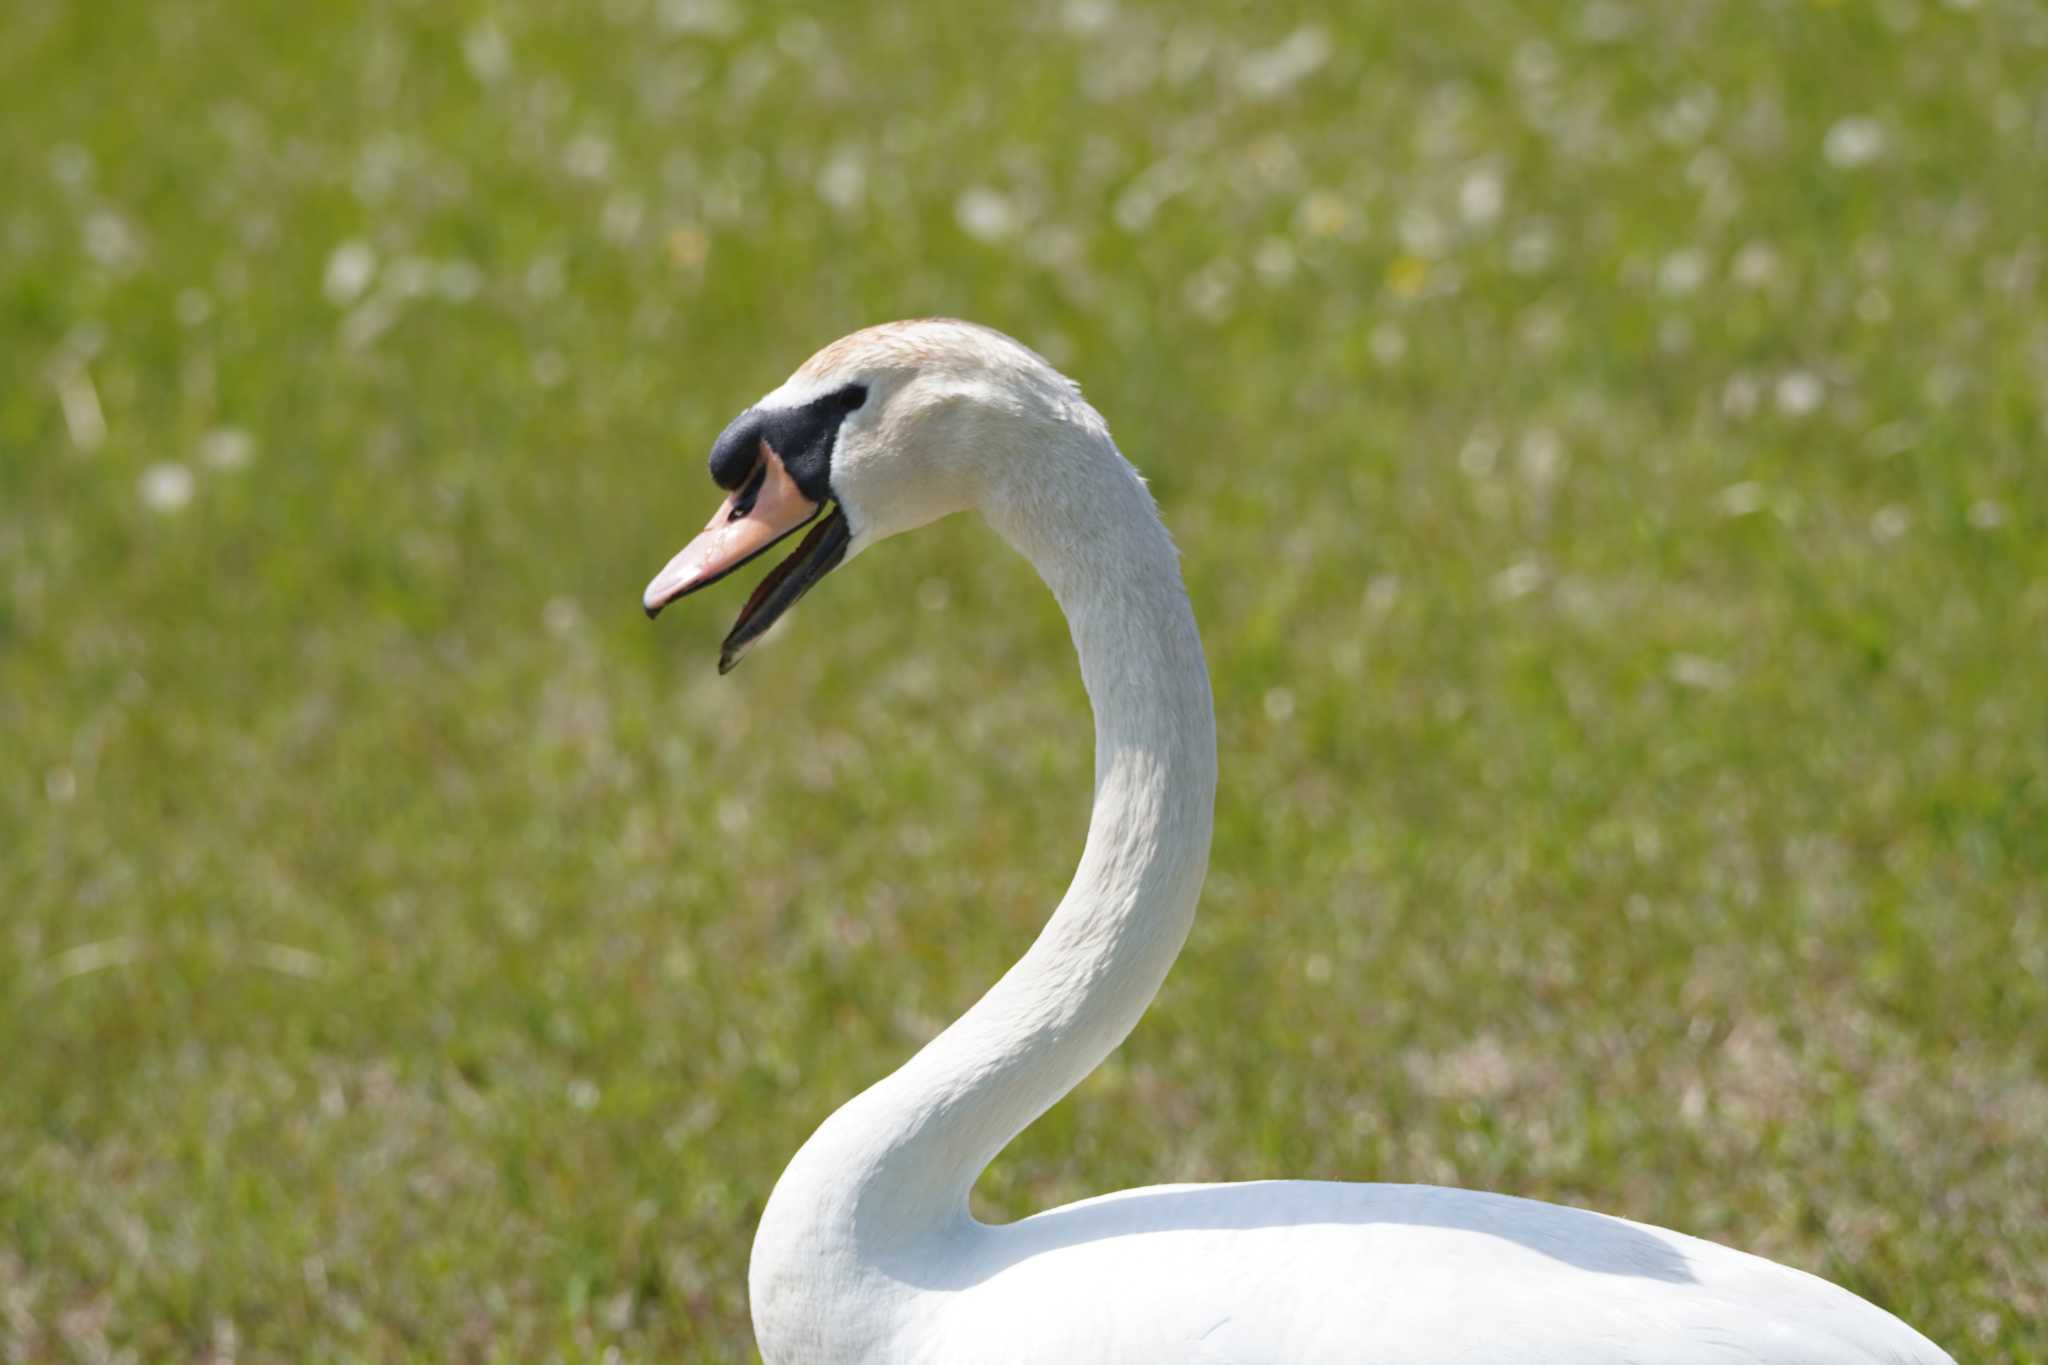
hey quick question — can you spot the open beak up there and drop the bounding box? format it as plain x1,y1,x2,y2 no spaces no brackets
642,441,851,673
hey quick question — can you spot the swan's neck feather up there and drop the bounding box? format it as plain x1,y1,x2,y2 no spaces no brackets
749,408,1217,1355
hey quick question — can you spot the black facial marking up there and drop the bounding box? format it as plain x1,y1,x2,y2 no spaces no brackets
705,383,868,503
707,409,765,491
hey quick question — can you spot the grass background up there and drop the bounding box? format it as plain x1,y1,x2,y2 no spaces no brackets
3,0,2045,1359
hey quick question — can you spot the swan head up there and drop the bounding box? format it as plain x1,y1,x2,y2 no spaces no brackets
643,318,1089,671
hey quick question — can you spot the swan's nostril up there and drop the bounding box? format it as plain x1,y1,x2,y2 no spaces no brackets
730,462,770,520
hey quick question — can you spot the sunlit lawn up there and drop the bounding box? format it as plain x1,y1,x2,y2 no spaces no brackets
3,0,2044,1360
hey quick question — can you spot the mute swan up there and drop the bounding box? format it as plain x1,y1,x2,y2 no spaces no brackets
642,320,1950,1365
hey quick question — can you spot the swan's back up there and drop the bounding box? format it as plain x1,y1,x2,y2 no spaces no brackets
910,1182,1951,1365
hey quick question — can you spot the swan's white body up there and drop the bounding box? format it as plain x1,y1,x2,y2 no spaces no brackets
650,321,1950,1365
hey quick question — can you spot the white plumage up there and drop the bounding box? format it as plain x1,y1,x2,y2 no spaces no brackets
646,320,1950,1365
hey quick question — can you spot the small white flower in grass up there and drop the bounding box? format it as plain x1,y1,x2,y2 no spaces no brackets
602,194,645,245
1577,1,1634,43
1114,181,1162,234
1303,953,1332,984
1235,27,1331,100
1680,1080,1708,1123
463,21,511,83
139,462,195,513
353,136,404,203
1263,687,1295,722
385,256,434,299
1252,236,1296,286
323,241,376,306
1924,364,1966,408
1458,430,1500,478
1967,500,2005,530
1867,421,1917,458
816,151,866,215
1061,0,1115,35
1722,373,1761,418
1732,241,1781,289
1368,322,1406,367
1459,169,1504,226
1493,560,1544,601
50,143,93,188
955,187,1017,243
251,943,328,980
1509,225,1555,275
1519,427,1565,487
1658,247,1708,297
1411,1036,1514,1101
1824,118,1885,169
524,253,565,300
1183,258,1239,321
340,298,397,351
1775,371,1824,417
1513,41,1560,86
175,288,213,326
1363,574,1400,616
1294,190,1355,241
1871,504,1911,542
659,0,740,37
1654,88,1719,146
567,1078,600,1111
1397,207,1447,258
436,259,483,302
1668,654,1732,692
777,17,825,60
1685,147,1737,206
1518,306,1565,353
54,365,106,453
531,350,567,388
83,211,141,270
715,797,750,836
198,427,254,471
565,134,613,181
543,597,581,635
1716,482,1766,517
1110,155,1190,233
664,223,711,275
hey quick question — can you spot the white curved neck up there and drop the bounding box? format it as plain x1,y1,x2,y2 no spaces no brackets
753,417,1217,1304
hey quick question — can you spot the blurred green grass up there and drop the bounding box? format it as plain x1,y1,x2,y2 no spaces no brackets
3,0,2045,1359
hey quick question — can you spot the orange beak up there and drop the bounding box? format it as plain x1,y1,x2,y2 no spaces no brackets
643,442,821,618
643,441,852,673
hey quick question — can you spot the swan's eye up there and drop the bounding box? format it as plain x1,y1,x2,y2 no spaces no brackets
837,384,868,412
